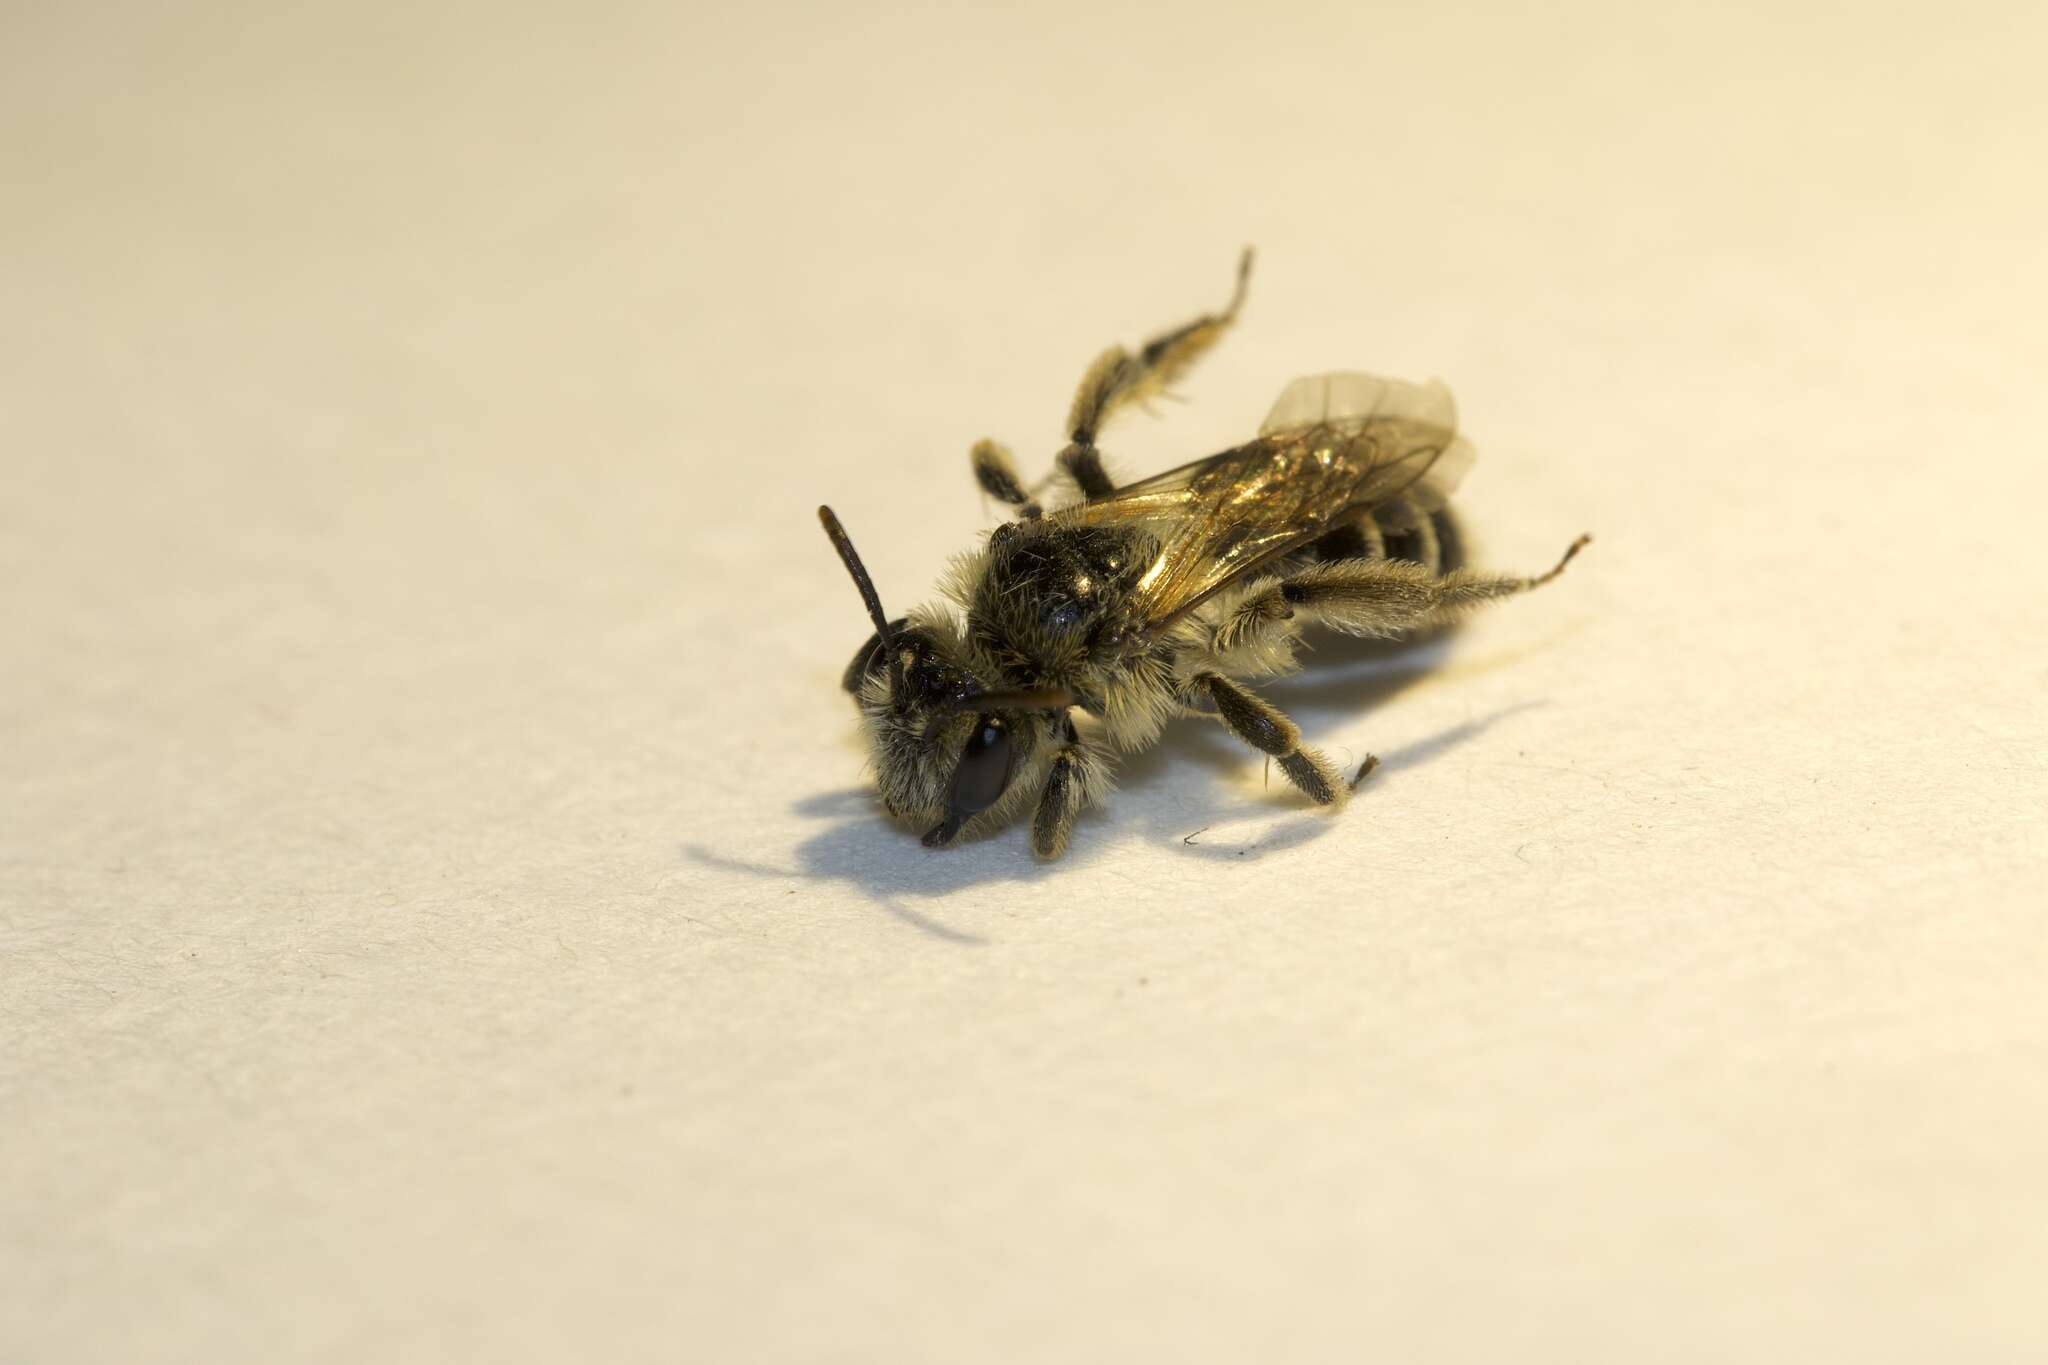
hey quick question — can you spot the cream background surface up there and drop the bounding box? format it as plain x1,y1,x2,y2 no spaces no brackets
6,3,2046,1361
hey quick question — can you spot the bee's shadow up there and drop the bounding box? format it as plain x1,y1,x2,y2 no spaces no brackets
684,629,1562,942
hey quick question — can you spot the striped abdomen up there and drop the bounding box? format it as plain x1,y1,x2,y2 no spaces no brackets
1311,493,1466,576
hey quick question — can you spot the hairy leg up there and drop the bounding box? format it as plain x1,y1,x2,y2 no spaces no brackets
1057,248,1253,500
1210,535,1591,659
969,438,1041,519
1032,719,1111,859
1187,671,1346,808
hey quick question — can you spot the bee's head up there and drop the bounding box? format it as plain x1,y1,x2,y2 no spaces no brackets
821,507,1061,847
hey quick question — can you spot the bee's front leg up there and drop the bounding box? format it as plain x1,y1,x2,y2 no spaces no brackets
1030,719,1110,860
969,438,1042,519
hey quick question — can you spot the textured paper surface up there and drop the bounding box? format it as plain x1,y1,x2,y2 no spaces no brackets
6,3,2046,1361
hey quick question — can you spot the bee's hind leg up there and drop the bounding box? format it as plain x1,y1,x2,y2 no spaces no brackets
1214,535,1592,653
1188,672,1347,809
1057,248,1254,502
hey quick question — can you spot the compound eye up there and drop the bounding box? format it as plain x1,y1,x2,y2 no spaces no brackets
948,714,1014,816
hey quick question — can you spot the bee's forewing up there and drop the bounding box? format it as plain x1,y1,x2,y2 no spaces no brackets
1070,372,1478,640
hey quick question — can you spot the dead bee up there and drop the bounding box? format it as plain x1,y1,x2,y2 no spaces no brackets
820,250,1588,859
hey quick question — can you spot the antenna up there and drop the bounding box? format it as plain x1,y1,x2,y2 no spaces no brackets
818,505,902,691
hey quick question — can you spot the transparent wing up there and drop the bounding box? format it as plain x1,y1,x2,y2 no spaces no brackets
1258,372,1474,523
1069,371,1475,640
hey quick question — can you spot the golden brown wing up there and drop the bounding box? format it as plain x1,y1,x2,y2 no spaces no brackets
1069,372,1476,644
